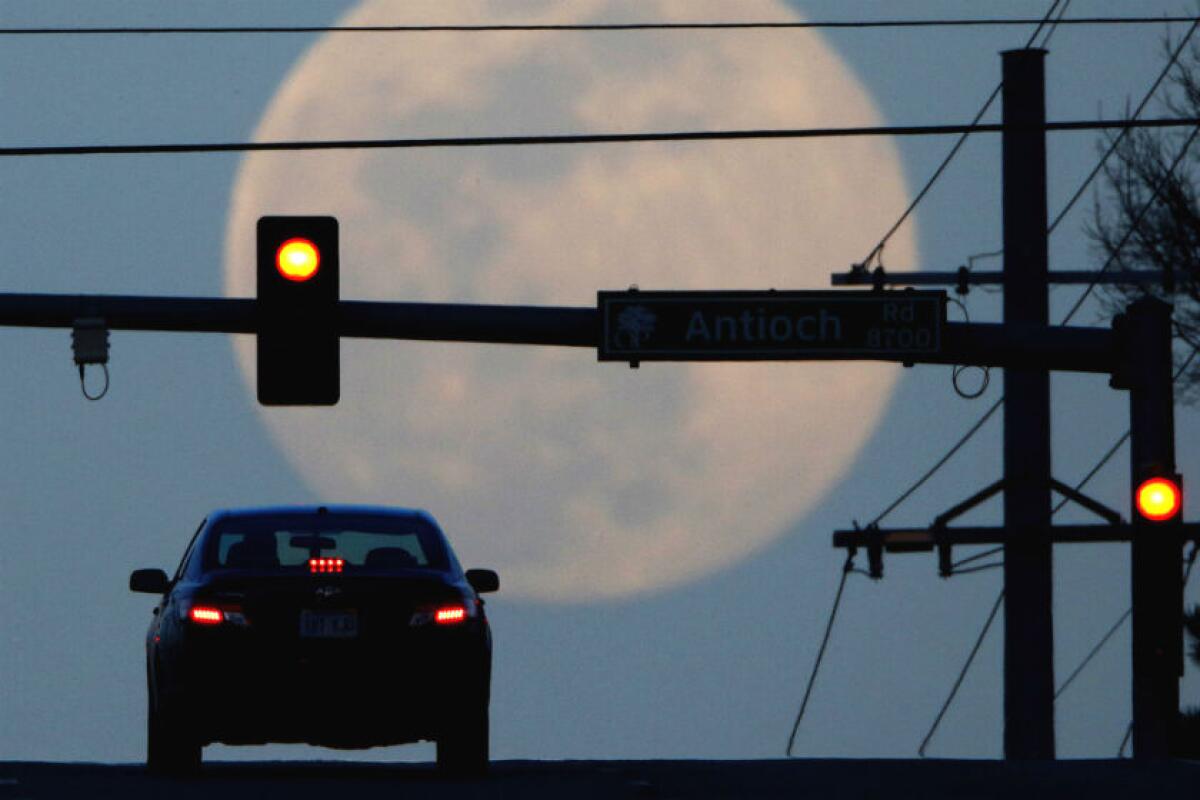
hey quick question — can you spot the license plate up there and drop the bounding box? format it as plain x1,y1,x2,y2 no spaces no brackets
299,610,358,638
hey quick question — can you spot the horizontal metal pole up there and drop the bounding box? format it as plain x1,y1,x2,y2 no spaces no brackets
832,523,1200,550
0,294,259,333
831,269,1169,287
0,293,598,347
339,300,597,347
937,321,1113,373
0,292,1112,371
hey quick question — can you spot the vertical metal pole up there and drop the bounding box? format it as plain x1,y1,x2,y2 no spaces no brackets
1127,297,1181,759
1001,49,1056,760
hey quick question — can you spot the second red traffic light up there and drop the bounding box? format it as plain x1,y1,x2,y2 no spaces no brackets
1134,476,1182,523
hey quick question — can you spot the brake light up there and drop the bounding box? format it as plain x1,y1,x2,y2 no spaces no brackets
435,606,467,625
409,602,472,627
190,606,223,625
184,603,248,627
309,557,345,574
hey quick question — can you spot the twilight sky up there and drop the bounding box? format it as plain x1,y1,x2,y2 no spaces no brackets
1,0,1198,763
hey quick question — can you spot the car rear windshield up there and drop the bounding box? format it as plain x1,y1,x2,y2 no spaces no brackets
202,514,451,573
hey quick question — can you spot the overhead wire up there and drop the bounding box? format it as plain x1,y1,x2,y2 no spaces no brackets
1048,19,1200,235
950,545,1005,571
1060,123,1200,325
931,533,1195,757
1,17,1196,36
789,4,1069,756
907,30,1200,746
866,401,1002,527
1054,608,1132,700
1050,343,1200,693
1118,541,1199,758
859,0,1070,269
947,561,1005,576
859,0,1075,531
785,552,860,756
10,0,1189,756
918,589,1006,757
865,7,1198,534
917,56,1200,754
922,343,1200,755
3,117,1199,159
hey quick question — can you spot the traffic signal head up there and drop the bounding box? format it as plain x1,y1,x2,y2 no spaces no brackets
1134,474,1182,523
257,216,339,406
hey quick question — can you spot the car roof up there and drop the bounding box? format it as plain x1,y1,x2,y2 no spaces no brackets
205,505,440,527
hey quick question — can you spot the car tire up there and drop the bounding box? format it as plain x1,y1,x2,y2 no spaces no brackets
436,702,489,777
147,692,201,775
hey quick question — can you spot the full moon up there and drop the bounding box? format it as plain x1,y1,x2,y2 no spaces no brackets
224,0,918,601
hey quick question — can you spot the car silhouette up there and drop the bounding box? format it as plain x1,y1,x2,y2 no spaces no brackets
129,505,498,775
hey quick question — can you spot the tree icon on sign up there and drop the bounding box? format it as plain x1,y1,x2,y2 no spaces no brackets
614,305,656,349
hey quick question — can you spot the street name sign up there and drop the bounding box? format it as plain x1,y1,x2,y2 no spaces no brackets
598,289,945,361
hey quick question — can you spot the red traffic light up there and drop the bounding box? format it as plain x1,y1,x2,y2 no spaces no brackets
275,238,320,282
1135,476,1182,522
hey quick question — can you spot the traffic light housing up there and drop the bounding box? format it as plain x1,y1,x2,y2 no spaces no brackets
1134,473,1182,524
256,216,339,405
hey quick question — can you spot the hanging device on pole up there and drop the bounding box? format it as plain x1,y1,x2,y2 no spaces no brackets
256,216,340,406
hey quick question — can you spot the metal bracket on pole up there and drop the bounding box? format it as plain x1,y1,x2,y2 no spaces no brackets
834,475,1126,579
931,478,1008,529
1048,478,1124,526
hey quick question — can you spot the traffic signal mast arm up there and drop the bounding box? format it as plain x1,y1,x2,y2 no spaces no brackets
0,292,1113,372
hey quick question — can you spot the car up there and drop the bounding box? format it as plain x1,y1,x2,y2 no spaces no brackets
129,505,498,775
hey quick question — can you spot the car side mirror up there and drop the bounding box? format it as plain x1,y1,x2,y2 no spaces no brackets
465,568,499,594
129,568,170,594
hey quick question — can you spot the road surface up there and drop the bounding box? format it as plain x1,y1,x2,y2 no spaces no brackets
2,758,1198,799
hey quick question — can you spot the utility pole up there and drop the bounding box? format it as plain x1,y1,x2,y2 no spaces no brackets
1001,48,1056,760
1126,297,1182,758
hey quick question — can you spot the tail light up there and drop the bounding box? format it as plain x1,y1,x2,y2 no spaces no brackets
409,602,473,627
183,602,249,627
189,606,223,625
435,606,467,624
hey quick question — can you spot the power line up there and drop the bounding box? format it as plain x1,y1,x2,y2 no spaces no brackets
860,1,1070,528
1048,19,1200,235
860,2,1192,532
4,117,1199,159
786,553,859,756
919,344,1200,755
1060,122,1200,325
867,16,1198,530
1117,542,1197,758
950,545,1005,571
918,589,1006,757
810,2,1196,754
1048,343,1199,693
860,0,1070,268
1054,608,1132,700
867,13,1058,754
2,17,1197,36
1051,433,1130,515
913,329,1199,758
868,399,1002,527
1056,17,1200,323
